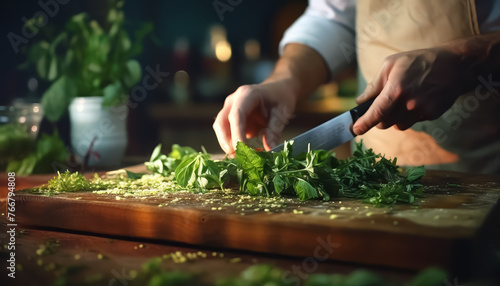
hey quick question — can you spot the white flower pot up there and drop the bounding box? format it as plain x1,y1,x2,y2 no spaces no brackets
68,97,128,167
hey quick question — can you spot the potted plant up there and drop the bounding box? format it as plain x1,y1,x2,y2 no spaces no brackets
22,0,152,167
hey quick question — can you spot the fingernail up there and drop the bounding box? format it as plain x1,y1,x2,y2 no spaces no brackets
353,126,363,135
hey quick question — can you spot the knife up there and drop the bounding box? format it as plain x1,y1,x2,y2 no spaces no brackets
271,98,375,155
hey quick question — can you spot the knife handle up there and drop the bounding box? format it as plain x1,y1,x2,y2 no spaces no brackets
350,97,375,123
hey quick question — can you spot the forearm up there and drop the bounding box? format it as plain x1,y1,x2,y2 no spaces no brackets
264,43,330,102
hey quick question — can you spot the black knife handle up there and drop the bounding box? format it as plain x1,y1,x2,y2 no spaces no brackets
350,97,375,123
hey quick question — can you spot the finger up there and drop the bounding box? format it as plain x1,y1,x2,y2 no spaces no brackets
228,87,263,151
213,96,236,154
263,107,286,150
353,81,400,135
245,109,268,139
356,60,394,104
394,111,425,130
376,120,395,130
375,99,411,129
394,115,419,130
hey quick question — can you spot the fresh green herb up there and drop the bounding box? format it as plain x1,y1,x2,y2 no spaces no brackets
38,141,425,207
145,144,197,176
147,141,425,206
233,140,425,205
44,171,91,193
146,144,225,191
125,170,147,180
174,151,224,190
33,170,185,197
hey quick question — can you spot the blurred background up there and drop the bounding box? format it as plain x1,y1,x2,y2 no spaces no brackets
1,0,357,167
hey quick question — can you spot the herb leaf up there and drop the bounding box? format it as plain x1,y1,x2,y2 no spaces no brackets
294,178,319,201
146,140,426,206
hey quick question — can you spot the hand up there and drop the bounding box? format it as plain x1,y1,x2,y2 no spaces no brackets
213,80,297,156
213,43,330,156
353,48,464,135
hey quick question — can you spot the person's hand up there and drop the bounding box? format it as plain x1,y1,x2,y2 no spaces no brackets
213,80,297,156
213,43,330,156
353,47,464,135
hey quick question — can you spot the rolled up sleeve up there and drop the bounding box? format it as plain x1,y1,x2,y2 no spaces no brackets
279,0,356,78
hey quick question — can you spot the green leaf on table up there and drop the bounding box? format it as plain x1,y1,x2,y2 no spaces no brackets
294,178,319,201
174,154,200,188
145,144,198,176
174,153,223,190
125,170,146,180
273,175,285,194
150,144,163,161
169,144,197,160
235,141,265,183
143,140,426,206
406,166,426,182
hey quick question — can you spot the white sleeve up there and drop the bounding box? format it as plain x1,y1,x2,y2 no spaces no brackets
279,0,356,78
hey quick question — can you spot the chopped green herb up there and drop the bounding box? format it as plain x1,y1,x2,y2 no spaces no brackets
45,171,91,193
145,144,197,176
152,140,425,206
37,140,425,207
32,171,184,197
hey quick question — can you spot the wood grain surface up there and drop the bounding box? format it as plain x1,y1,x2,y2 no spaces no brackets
12,169,500,275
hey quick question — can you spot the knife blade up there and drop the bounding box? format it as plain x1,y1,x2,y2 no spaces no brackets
271,98,375,155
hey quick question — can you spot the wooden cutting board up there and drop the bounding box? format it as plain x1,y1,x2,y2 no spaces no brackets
13,169,500,274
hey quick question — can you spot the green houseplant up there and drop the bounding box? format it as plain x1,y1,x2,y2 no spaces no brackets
22,0,152,167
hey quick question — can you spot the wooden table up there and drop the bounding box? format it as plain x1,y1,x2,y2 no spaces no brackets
2,169,500,285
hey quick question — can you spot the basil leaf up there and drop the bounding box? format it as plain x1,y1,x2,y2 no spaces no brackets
294,178,319,201
235,141,265,183
406,166,426,182
125,170,146,180
174,154,200,188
